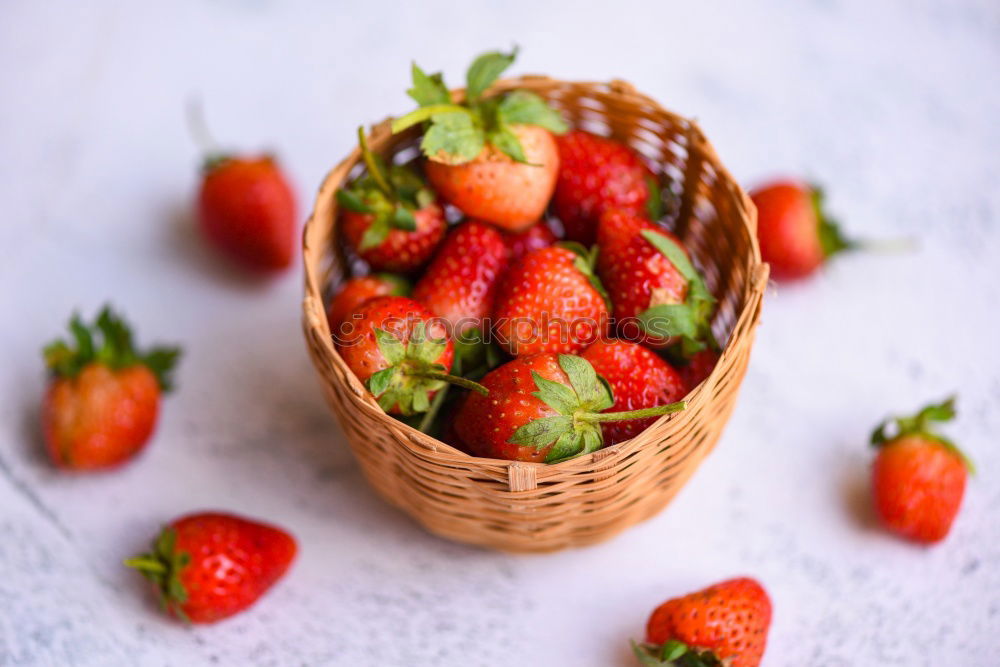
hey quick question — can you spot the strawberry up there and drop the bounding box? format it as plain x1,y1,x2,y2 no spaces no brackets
676,349,721,392
339,127,446,273
491,245,610,357
503,220,557,263
336,296,486,415
392,49,568,231
553,129,655,244
633,577,772,667
411,220,508,338
41,307,181,470
453,353,685,463
870,397,972,543
581,340,685,445
197,154,297,272
125,512,296,624
326,273,410,333
597,209,716,355
749,180,853,281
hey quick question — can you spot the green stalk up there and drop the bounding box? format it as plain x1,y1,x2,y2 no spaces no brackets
581,400,687,423
408,369,489,396
357,126,395,199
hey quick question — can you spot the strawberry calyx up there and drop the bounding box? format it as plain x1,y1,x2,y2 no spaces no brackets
123,526,192,622
631,639,726,666
636,230,718,357
870,396,974,473
812,184,855,259
368,323,488,415
558,241,612,311
508,355,686,463
391,48,568,165
43,305,182,391
337,127,436,252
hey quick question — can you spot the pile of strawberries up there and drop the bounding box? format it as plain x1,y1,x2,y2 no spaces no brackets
329,50,720,463
33,48,974,665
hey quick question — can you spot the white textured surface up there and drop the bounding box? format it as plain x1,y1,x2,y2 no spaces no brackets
1,1,999,665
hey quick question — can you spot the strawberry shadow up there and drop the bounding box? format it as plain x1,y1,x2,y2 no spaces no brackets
841,452,881,532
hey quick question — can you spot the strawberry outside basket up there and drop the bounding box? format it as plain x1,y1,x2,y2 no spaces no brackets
302,76,768,553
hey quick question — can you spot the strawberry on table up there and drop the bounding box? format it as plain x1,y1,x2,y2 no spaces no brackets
197,154,297,273
597,209,716,355
453,353,685,463
503,220,557,263
411,219,508,338
581,339,686,445
392,49,568,231
339,127,446,273
326,273,410,334
41,306,181,470
492,245,610,357
336,296,486,415
870,397,972,544
633,577,772,667
125,512,296,624
553,129,655,244
750,179,854,281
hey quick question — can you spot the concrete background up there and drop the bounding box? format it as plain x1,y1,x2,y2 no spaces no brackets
1,1,998,664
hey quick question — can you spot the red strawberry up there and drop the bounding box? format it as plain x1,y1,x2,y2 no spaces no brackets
750,180,853,281
492,245,610,357
339,127,446,273
41,307,181,470
581,340,685,445
411,220,508,338
197,154,297,272
503,220,557,263
454,353,685,463
553,129,654,244
125,512,296,624
326,273,410,333
336,296,486,415
634,577,772,667
392,50,568,231
677,348,721,392
870,397,971,543
597,209,715,355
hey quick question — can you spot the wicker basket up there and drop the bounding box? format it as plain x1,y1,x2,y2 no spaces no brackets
302,76,768,553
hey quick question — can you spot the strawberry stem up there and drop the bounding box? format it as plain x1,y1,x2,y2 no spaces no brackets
581,400,686,423
357,126,395,200
408,369,489,396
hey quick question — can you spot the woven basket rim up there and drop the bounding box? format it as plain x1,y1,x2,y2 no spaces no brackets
302,75,767,478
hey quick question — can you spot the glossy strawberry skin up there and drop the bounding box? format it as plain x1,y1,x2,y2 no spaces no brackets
596,209,689,335
750,180,824,281
166,513,296,624
872,435,967,543
492,246,609,357
336,296,453,410
646,577,772,667
197,156,297,272
42,363,160,470
411,220,508,337
425,125,559,232
553,130,653,244
453,354,567,462
679,348,721,392
581,340,685,445
326,275,409,334
503,221,557,263
342,202,446,273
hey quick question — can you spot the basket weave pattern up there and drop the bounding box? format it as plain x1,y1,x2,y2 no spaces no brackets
302,77,767,553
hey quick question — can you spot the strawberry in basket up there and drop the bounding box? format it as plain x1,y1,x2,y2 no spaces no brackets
338,128,446,273
553,129,656,244
453,353,685,463
41,306,181,470
870,397,972,543
391,49,568,231
503,220,557,263
597,209,716,356
327,273,411,333
336,296,487,415
633,577,772,667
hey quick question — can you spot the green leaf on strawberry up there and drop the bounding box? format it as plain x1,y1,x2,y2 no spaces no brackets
871,396,974,473
43,306,182,391
630,639,725,666
392,49,568,165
